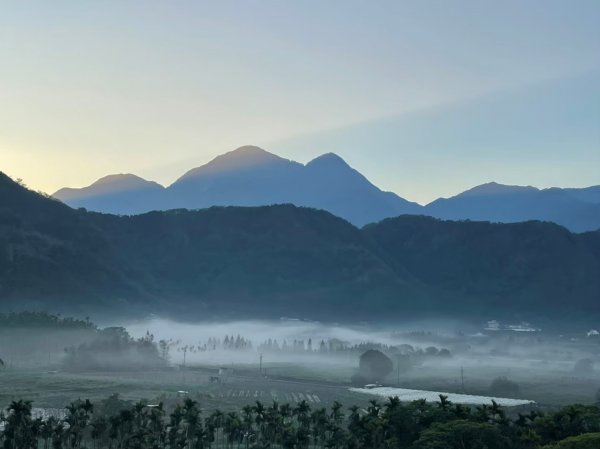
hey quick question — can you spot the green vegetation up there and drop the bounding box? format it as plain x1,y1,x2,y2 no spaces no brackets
542,433,600,449
0,312,98,372
573,359,595,377
351,349,393,385
0,312,164,373
490,377,521,399
2,172,600,324
64,328,166,372
2,395,600,449
0,312,95,330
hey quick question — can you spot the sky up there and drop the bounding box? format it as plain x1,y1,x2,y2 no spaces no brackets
1,0,599,204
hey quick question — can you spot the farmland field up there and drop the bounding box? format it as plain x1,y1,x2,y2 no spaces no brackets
1,318,599,415
1,356,597,416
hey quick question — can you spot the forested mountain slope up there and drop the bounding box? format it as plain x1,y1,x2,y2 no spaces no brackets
3,172,600,325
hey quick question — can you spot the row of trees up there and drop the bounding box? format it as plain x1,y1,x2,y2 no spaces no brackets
1,395,599,449
63,328,165,371
156,334,451,365
0,312,95,331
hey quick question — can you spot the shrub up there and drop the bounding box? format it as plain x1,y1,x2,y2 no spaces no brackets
354,349,393,384
542,432,600,449
573,359,595,377
489,376,520,398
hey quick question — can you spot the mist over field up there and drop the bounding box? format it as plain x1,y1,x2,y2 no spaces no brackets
121,318,600,387
124,318,425,348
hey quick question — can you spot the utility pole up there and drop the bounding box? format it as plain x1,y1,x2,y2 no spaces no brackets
397,354,401,386
259,353,263,376
183,346,188,367
461,366,465,393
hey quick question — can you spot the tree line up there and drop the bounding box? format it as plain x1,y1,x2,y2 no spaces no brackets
63,328,165,372
157,334,451,363
1,395,599,449
0,312,95,331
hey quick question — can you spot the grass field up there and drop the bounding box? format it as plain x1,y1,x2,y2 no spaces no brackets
1,355,597,417
0,364,372,412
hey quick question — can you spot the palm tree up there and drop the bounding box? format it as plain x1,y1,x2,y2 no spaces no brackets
252,402,266,443
475,404,491,423
209,409,224,448
65,399,93,449
41,417,56,449
240,405,255,449
329,401,344,426
295,426,311,449
223,412,242,448
364,400,384,448
385,397,400,412
437,394,451,412
489,400,507,425
168,403,187,449
451,403,470,420
366,400,380,418
180,399,203,449
146,403,166,449
280,423,297,449
52,421,66,449
346,405,361,448
116,409,134,449
90,416,107,449
294,400,311,431
280,404,292,425
3,400,36,449
310,408,328,449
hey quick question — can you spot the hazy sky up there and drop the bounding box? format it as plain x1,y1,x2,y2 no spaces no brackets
1,1,599,203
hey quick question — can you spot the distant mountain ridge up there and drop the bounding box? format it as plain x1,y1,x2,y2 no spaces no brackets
4,171,600,326
53,146,600,231
426,182,600,232
54,173,165,216
54,146,421,226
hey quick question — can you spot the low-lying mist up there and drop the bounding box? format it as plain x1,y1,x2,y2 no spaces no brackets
120,318,600,385
2,313,598,405
124,318,408,348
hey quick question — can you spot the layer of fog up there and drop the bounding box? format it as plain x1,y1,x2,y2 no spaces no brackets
121,318,600,381
125,318,405,348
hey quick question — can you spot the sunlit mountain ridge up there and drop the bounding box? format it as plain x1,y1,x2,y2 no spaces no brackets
53,146,600,231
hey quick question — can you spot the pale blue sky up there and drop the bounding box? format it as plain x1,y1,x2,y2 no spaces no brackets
1,0,598,202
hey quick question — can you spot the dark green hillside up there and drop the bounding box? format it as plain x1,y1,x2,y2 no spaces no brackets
0,173,141,311
364,216,600,319
1,172,599,324
88,205,422,318
0,173,423,319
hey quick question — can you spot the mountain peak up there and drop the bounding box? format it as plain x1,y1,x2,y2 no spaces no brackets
457,182,539,198
91,173,152,188
214,145,287,164
53,173,163,202
306,152,350,168
177,145,295,181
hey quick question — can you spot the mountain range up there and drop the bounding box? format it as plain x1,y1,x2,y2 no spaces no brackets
53,146,600,232
54,146,421,227
3,171,600,327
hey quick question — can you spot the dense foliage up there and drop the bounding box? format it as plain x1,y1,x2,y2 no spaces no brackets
352,350,393,384
0,312,95,330
2,172,600,323
2,396,600,449
490,377,521,399
63,328,166,371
